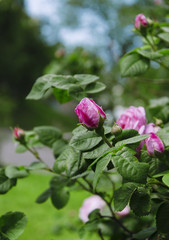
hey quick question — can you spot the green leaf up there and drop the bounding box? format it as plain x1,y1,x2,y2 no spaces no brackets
93,153,112,190
50,175,69,190
15,144,27,153
158,48,169,56
162,173,169,187
74,74,99,86
68,85,86,101
0,211,27,240
34,126,62,147
114,183,138,211
36,189,51,204
70,131,102,151
27,161,46,170
156,201,169,233
157,127,169,146
130,188,151,216
5,166,29,179
112,146,149,183
52,88,72,104
52,139,67,158
137,49,163,60
153,170,169,178
158,33,169,43
85,82,106,94
113,129,138,144
51,188,70,209
26,74,53,100
115,134,150,147
50,75,77,89
72,125,88,136
0,169,17,194
83,142,109,159
120,53,149,77
133,227,156,239
53,147,79,176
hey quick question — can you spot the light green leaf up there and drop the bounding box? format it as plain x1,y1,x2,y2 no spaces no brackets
158,48,169,56
157,127,169,146
85,82,106,94
27,161,46,170
52,88,72,104
50,75,77,89
156,202,169,233
34,126,62,147
74,74,99,86
0,212,27,240
158,33,169,43
51,188,70,209
137,49,163,60
52,139,67,158
120,53,149,77
130,188,151,216
162,173,169,187
93,153,112,190
112,146,149,183
115,134,150,147
114,182,138,211
70,131,102,151
5,166,29,179
68,85,86,101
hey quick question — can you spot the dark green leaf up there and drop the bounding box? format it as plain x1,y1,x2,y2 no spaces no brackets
93,153,112,190
114,183,138,211
51,188,69,209
68,85,86,101
162,174,169,187
83,142,109,159
120,53,149,77
0,212,27,240
5,166,29,179
113,129,138,144
112,146,149,183
130,188,151,216
50,75,77,89
52,139,67,157
50,175,69,190
133,227,156,239
70,131,102,151
156,201,169,233
0,169,17,194
34,126,62,147
36,189,51,203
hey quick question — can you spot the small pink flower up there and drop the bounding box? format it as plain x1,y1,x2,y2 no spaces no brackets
75,98,106,129
145,133,164,157
116,206,130,218
116,106,146,133
13,127,25,140
135,14,148,29
79,195,106,223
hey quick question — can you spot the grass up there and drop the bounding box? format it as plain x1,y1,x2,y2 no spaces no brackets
0,173,99,240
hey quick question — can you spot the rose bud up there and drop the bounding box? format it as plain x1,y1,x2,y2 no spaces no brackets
79,195,106,223
145,133,164,157
111,123,122,136
13,127,25,140
75,98,106,129
116,206,130,218
116,106,146,134
135,14,148,29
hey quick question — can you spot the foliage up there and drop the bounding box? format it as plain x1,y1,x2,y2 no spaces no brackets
2,8,169,240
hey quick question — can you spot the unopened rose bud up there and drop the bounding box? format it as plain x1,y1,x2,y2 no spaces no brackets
111,123,122,136
135,14,148,29
13,127,25,140
145,133,164,157
116,206,130,218
154,118,163,126
75,98,106,130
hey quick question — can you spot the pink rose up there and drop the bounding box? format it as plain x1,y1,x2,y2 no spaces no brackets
145,133,164,157
145,123,160,134
79,195,106,223
135,14,148,29
13,127,25,140
75,98,106,129
116,106,146,133
116,206,130,218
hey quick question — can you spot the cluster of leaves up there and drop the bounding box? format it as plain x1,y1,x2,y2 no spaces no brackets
120,20,169,77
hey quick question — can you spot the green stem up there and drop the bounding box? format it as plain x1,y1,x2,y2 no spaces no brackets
102,135,112,148
98,229,105,240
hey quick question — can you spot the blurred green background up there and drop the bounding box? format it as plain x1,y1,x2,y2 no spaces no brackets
0,0,169,239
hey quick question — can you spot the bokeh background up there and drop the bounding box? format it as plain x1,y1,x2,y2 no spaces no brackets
0,0,169,239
